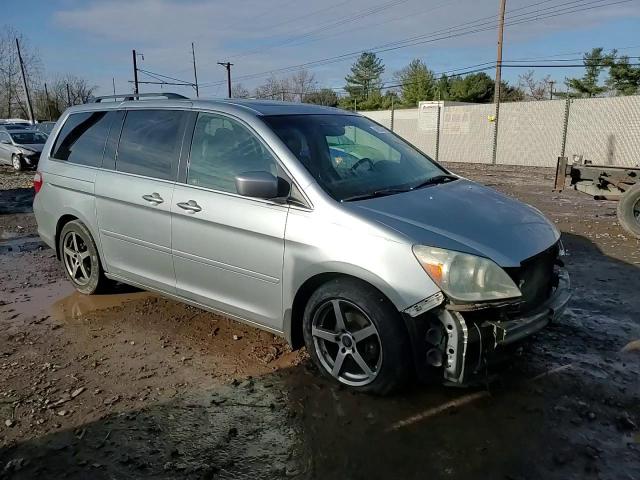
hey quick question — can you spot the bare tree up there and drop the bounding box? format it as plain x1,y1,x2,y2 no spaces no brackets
254,75,294,101
518,70,553,101
289,69,316,102
41,75,97,119
231,83,250,99
0,26,43,118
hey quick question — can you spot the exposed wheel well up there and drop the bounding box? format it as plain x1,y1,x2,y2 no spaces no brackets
289,272,399,350
54,215,79,260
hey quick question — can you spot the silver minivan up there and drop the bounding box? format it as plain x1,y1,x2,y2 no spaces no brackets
33,93,570,394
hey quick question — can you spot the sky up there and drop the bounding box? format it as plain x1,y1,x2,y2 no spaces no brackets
3,0,640,97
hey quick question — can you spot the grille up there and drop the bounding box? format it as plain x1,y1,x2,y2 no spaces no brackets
505,242,559,314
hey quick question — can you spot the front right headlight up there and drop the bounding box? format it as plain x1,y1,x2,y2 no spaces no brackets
413,245,521,303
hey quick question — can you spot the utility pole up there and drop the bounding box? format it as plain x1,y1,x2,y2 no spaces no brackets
191,43,199,98
132,49,139,94
112,77,116,95
44,82,51,121
548,80,555,100
16,38,35,124
491,0,507,166
217,62,233,98
66,83,71,107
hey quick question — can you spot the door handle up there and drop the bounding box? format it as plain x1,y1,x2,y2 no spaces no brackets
142,192,164,204
177,200,202,213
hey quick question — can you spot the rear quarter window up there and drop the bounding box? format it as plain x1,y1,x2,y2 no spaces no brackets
115,109,189,181
51,111,115,167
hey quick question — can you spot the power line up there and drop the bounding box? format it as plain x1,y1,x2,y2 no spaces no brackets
199,0,630,89
191,0,354,72
228,0,410,60
257,0,455,54
230,0,564,62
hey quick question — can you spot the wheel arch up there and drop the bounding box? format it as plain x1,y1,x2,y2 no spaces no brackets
54,212,106,270
286,271,404,350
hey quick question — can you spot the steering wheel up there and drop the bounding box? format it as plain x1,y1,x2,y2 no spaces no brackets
351,157,374,172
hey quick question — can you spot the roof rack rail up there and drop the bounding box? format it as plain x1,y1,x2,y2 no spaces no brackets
88,93,189,103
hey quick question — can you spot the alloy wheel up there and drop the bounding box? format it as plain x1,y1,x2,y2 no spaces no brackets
311,299,382,387
12,156,21,170
62,231,92,286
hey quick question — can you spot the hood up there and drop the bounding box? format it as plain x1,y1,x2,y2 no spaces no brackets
345,179,559,267
16,143,44,153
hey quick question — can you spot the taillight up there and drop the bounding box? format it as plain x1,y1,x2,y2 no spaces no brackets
33,171,43,193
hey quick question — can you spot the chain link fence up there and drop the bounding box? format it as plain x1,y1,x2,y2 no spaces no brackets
360,95,640,168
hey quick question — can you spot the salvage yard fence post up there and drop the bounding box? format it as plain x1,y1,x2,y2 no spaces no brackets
390,97,395,132
560,97,571,159
435,104,441,162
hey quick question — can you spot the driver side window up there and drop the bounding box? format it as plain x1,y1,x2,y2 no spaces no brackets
188,113,277,194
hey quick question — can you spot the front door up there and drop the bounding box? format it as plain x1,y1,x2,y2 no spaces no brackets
171,112,288,330
96,109,190,294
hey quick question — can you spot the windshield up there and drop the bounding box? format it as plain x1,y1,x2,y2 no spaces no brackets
263,114,449,201
10,131,47,144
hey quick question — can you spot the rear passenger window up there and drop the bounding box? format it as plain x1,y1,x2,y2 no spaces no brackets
116,110,188,181
51,111,114,167
187,113,277,193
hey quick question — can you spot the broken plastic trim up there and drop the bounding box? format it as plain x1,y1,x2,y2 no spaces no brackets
403,291,445,317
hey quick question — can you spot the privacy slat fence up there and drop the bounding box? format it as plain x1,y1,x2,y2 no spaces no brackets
360,95,640,167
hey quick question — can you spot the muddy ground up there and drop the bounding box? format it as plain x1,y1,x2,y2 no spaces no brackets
0,163,638,480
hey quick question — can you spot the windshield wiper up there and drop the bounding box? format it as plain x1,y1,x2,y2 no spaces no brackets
411,174,458,190
341,175,458,202
341,187,411,202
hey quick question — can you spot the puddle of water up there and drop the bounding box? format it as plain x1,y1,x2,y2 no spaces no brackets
49,288,152,323
3,281,75,319
3,280,152,323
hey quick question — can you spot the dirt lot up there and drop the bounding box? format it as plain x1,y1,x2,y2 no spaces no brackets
0,163,638,480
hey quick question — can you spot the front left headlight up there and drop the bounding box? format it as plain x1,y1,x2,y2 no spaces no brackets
413,245,521,303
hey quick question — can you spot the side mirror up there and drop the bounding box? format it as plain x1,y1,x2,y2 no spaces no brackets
235,171,279,199
0,140,9,144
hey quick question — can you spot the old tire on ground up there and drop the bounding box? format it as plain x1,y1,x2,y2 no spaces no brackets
302,277,412,395
617,184,640,239
58,220,108,295
12,154,23,172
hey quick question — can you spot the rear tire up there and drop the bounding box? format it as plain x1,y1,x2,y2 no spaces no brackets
58,220,108,295
617,184,640,239
11,154,23,172
302,277,412,395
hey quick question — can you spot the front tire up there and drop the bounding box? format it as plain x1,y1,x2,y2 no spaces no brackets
59,220,108,295
302,278,412,395
11,154,23,172
617,184,640,239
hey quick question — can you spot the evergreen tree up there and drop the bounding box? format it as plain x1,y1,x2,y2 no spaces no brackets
344,52,385,102
395,59,436,106
605,51,640,96
448,72,495,103
435,74,451,100
565,48,610,98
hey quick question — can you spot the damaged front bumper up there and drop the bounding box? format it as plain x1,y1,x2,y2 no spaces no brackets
404,268,571,385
